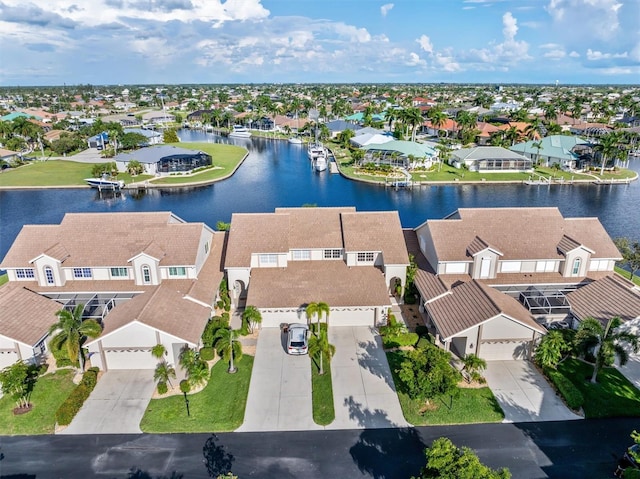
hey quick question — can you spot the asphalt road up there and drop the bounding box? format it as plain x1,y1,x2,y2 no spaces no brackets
0,418,635,479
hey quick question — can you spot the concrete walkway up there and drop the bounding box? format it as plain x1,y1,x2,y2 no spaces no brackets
237,328,322,432
327,326,408,429
484,361,582,423
59,370,156,434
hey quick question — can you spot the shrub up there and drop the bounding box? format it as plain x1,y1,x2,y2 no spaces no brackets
199,347,215,361
383,332,419,349
157,381,168,395
415,325,430,337
202,317,226,346
50,341,75,368
416,336,434,349
56,368,100,426
544,367,584,410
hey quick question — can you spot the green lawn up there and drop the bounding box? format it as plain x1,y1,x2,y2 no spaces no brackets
557,358,640,418
0,161,101,187
0,369,76,435
311,357,335,426
386,351,504,425
615,266,640,286
0,273,8,287
140,355,253,433
150,143,247,185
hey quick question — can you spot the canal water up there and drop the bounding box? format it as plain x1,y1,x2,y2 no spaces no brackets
1,130,638,261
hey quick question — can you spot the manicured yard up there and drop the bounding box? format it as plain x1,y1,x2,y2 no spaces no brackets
311,358,335,426
140,355,253,433
615,266,640,286
0,161,100,187
556,358,640,418
0,369,76,435
386,351,504,425
0,273,8,287
150,143,247,185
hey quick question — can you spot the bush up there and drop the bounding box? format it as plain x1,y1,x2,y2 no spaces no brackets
50,341,75,368
416,336,434,349
55,368,100,426
383,332,419,349
157,381,168,395
202,316,226,346
544,367,584,410
199,347,215,361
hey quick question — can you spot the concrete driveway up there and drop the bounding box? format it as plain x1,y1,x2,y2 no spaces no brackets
484,361,582,423
59,370,156,434
237,328,322,432
327,326,408,429
618,352,640,390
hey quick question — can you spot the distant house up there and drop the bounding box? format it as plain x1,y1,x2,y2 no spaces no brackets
510,135,591,170
474,122,501,146
350,132,394,148
451,146,533,173
0,148,21,164
142,110,175,126
87,132,109,149
325,120,362,138
123,128,162,146
362,140,437,169
114,145,211,175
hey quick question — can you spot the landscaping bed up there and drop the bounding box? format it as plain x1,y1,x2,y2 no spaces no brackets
311,357,335,426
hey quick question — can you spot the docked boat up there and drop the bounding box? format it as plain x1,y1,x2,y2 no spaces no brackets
308,143,326,160
288,137,303,145
85,175,125,190
229,125,251,138
314,155,328,172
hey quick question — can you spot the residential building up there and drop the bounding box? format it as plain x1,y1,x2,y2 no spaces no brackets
114,145,212,175
510,135,591,170
451,146,533,173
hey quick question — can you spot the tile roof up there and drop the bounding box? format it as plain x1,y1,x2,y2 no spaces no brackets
1,212,210,269
246,261,390,309
452,146,529,162
341,211,409,265
425,280,545,340
0,284,62,346
403,229,448,301
566,274,640,325
557,235,588,255
423,207,621,263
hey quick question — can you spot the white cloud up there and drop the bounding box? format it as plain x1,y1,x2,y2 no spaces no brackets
546,0,622,40
406,52,426,67
543,49,566,59
586,49,628,60
502,11,518,39
380,3,394,17
417,35,433,54
569,51,580,57
332,23,371,42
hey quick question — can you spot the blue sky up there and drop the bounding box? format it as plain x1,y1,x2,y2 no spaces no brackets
0,0,638,85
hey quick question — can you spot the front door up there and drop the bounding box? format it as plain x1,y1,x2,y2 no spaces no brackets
480,257,491,278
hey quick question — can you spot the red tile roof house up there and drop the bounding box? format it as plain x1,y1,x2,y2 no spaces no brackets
224,207,410,328
0,212,225,371
408,207,627,361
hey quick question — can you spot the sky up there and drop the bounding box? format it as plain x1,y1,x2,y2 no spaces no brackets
0,0,638,86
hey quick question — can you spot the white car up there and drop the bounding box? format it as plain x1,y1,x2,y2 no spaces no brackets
287,323,310,355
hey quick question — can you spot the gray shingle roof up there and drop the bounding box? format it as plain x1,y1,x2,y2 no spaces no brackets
114,146,207,164
566,274,640,325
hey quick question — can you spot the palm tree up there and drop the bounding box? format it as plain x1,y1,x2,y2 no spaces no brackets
48,304,102,372
308,327,335,375
461,354,487,384
534,330,572,369
531,141,544,165
428,109,448,137
404,107,423,142
305,301,330,334
574,317,639,384
594,132,620,176
213,328,242,373
151,344,166,360
154,361,176,388
241,305,262,334
179,346,209,386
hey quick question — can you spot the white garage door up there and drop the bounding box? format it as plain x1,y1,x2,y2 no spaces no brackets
330,309,375,327
260,310,301,328
104,348,158,370
480,340,530,361
0,350,19,370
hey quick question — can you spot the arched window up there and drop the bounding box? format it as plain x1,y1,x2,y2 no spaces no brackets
44,266,55,285
142,265,151,284
572,257,581,276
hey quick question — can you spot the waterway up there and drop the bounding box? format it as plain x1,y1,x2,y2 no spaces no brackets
1,130,638,261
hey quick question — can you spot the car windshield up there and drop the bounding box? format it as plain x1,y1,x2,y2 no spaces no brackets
290,341,305,347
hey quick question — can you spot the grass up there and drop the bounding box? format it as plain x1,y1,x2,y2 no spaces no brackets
150,143,247,185
386,351,504,425
311,356,335,426
140,355,253,433
556,358,640,418
615,266,640,286
0,161,100,187
0,273,8,287
0,369,76,435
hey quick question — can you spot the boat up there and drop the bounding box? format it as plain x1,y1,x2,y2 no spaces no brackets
314,154,328,172
229,125,251,138
308,143,326,160
288,137,303,145
85,174,125,190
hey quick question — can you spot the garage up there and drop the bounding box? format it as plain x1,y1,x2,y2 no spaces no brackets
0,350,19,370
102,348,158,370
479,340,531,361
259,307,379,328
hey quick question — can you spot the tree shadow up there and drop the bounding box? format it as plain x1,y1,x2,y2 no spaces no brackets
202,434,234,478
356,337,397,391
344,395,398,429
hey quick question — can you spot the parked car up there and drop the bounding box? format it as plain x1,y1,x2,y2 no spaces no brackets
287,323,310,355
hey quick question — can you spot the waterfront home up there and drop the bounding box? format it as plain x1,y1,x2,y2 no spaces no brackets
361,140,437,169
123,128,162,146
114,145,211,175
224,207,409,328
451,146,533,173
0,212,224,371
510,135,591,170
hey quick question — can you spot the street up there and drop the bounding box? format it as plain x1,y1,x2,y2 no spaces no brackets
0,418,635,478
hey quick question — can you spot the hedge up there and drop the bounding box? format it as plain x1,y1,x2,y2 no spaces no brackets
382,332,419,349
544,367,584,410
55,367,100,426
199,347,215,361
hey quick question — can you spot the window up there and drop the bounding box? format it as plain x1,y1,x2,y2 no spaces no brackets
589,259,608,271
204,242,209,254
357,252,375,263
572,258,581,276
73,267,92,279
110,267,128,277
323,249,342,259
536,261,556,272
142,265,151,284
292,250,311,261
44,266,55,285
501,261,521,273
259,254,278,266
15,268,35,279
169,267,186,276
445,262,467,274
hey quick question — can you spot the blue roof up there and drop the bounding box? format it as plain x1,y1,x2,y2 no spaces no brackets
1,112,41,121
345,112,386,122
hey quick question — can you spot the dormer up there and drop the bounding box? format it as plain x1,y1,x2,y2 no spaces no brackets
129,241,165,286
557,235,594,277
30,243,70,287
467,236,503,279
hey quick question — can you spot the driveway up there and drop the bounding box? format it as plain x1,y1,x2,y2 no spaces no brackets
59,370,156,434
484,361,582,423
618,352,640,390
327,326,408,429
237,328,322,432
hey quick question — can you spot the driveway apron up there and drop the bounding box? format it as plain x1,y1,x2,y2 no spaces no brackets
484,361,582,423
618,352,640,390
59,370,156,434
327,326,408,429
237,328,321,432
